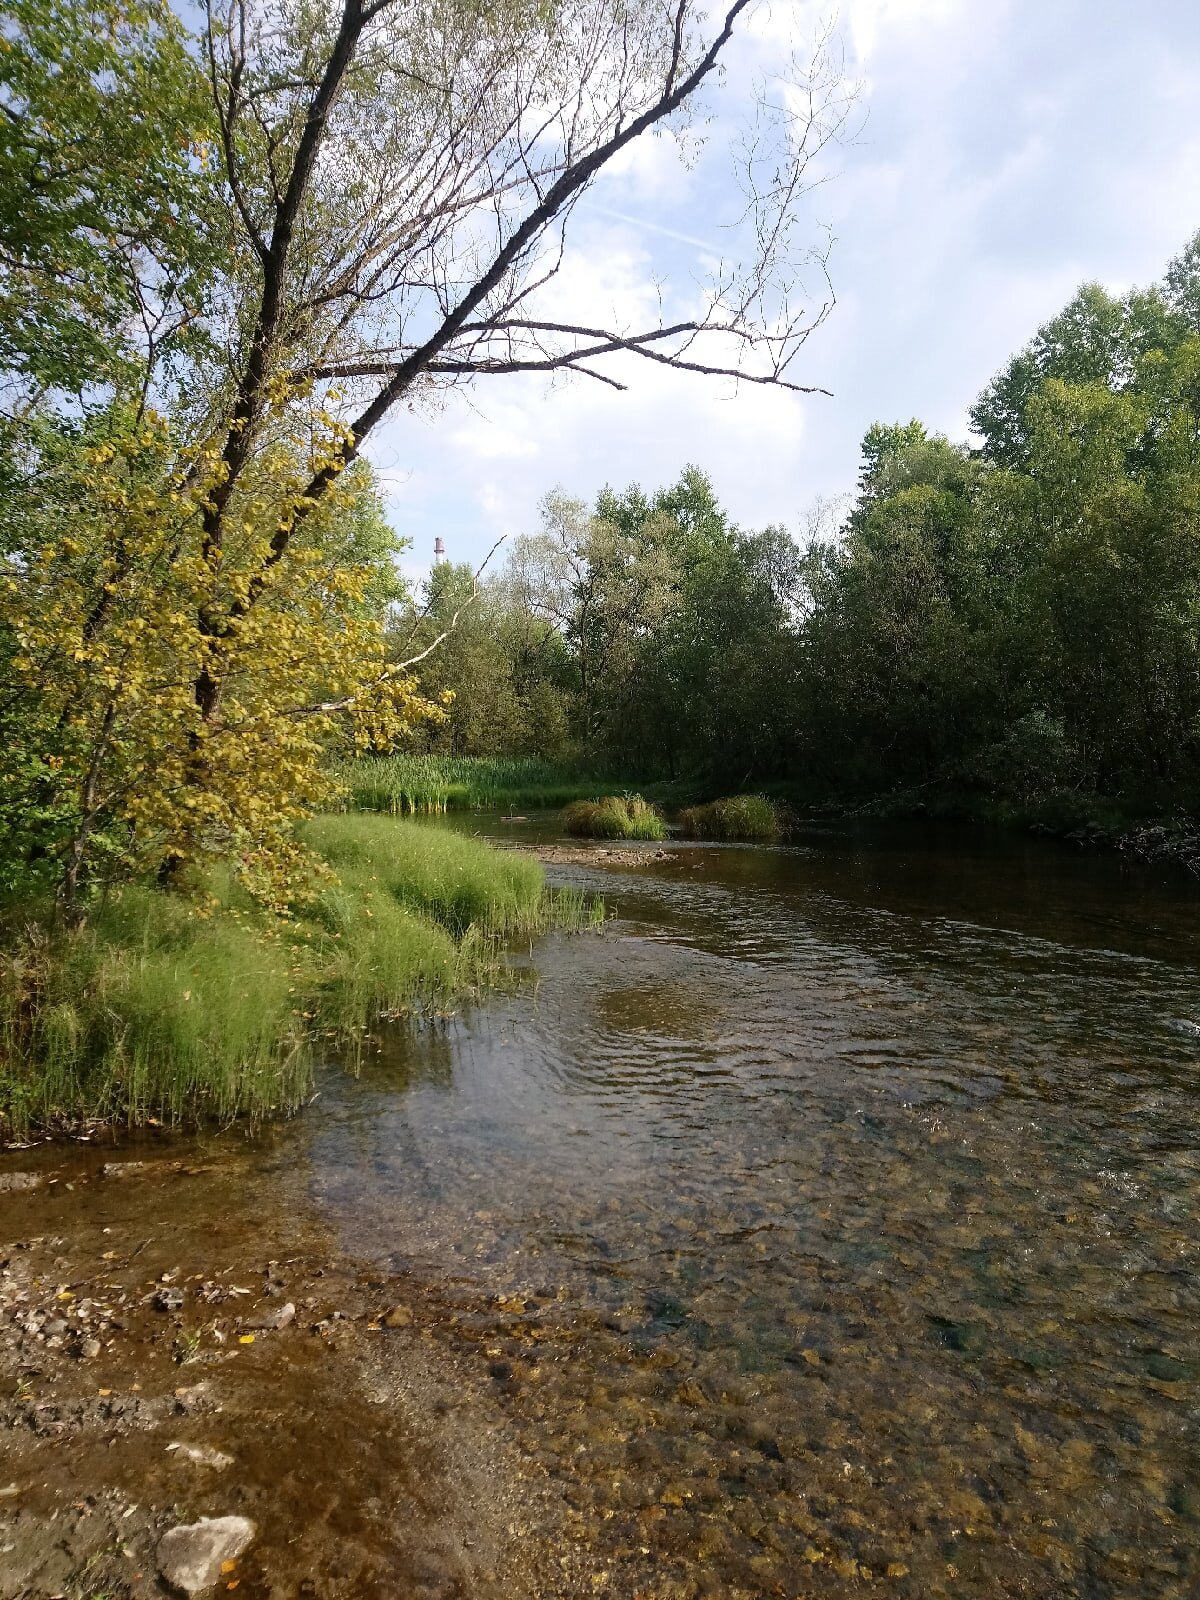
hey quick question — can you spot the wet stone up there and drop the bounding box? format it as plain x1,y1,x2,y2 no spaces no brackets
244,1300,295,1331
167,1441,235,1471
157,1514,255,1595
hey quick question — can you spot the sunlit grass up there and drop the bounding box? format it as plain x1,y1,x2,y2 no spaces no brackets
561,794,667,841
0,816,601,1141
677,795,783,841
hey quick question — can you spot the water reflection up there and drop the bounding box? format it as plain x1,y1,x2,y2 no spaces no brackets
308,823,1200,1597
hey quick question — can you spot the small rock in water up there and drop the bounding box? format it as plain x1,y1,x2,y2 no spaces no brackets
381,1304,413,1328
154,1287,186,1312
244,1300,295,1331
79,1337,102,1360
173,1381,217,1413
101,1160,148,1179
0,1171,44,1193
158,1514,255,1595
167,1441,235,1470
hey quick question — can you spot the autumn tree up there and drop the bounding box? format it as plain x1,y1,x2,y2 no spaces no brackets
1,0,845,912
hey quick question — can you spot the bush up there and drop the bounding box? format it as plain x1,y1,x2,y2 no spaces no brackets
561,794,667,840
676,795,782,841
967,712,1088,804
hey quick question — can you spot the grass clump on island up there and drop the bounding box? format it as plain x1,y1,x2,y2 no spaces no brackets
0,815,600,1143
334,753,617,815
561,794,667,841
677,795,783,841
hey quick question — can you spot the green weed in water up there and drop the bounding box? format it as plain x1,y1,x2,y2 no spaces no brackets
561,795,667,841
677,795,783,841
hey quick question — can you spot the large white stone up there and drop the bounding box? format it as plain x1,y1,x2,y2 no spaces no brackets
157,1515,256,1595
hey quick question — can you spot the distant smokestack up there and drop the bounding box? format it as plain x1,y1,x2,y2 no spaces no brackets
433,536,446,563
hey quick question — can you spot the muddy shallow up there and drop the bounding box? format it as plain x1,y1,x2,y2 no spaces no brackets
3,819,1200,1598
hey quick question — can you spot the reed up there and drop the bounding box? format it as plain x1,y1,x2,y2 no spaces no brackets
332,753,612,815
676,795,783,841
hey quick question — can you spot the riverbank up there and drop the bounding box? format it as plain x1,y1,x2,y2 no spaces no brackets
338,755,1200,874
333,754,702,817
333,754,616,815
780,786,1200,875
0,816,599,1144
0,1146,588,1600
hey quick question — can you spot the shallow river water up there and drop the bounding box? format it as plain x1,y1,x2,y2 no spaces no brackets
9,819,1200,1599
301,818,1200,1599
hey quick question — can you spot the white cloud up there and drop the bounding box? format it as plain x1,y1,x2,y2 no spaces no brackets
603,128,692,203
367,0,1200,569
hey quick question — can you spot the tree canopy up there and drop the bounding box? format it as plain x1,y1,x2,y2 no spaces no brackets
0,0,840,915
402,231,1200,843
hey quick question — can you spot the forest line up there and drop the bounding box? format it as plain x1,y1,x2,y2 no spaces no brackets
400,233,1200,864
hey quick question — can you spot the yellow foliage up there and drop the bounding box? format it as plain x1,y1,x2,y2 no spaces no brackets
1,407,443,909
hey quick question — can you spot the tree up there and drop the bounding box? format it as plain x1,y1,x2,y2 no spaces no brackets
169,0,846,778
0,409,439,914
0,0,215,400
397,561,571,758
2,0,848,911
970,231,1200,469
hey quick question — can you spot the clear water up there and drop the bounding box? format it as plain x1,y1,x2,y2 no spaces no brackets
297,820,1200,1598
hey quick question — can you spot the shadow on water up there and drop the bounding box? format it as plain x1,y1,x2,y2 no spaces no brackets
295,818,1200,1598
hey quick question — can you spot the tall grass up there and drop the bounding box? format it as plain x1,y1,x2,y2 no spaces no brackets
0,889,310,1137
0,816,600,1142
561,795,667,841
303,813,593,938
677,795,783,841
333,753,616,814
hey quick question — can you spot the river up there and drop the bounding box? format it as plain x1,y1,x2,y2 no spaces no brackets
4,818,1200,1598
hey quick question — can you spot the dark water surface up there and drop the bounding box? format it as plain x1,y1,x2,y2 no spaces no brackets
297,820,1200,1598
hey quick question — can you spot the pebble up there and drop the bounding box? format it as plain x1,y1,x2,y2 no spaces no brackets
244,1300,295,1331
381,1304,413,1328
154,1288,186,1312
167,1441,235,1470
79,1337,102,1360
173,1382,217,1414
157,1515,256,1595
0,1172,44,1193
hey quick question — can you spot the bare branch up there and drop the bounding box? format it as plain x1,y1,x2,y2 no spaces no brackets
287,534,509,718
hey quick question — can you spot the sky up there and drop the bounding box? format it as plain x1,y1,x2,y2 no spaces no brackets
366,0,1200,589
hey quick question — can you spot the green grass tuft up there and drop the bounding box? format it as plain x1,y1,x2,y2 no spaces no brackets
677,795,783,841
561,794,667,841
0,815,601,1142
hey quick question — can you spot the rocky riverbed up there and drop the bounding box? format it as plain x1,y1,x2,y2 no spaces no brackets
516,843,672,868
0,1152,586,1599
